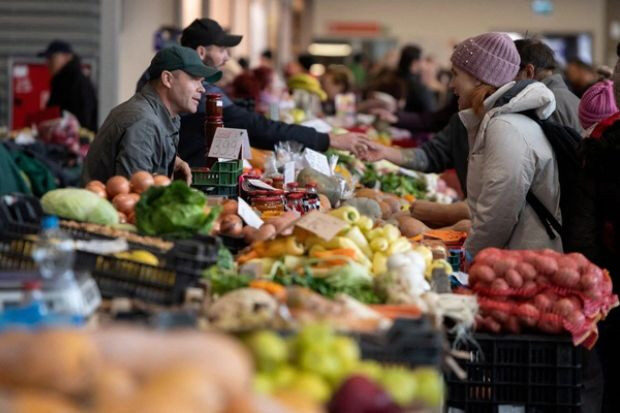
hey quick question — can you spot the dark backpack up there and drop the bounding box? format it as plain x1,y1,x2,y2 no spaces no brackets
520,110,582,250
491,80,582,250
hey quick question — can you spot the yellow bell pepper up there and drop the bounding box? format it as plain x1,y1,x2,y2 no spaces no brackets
264,236,305,258
372,252,388,276
344,226,372,257
387,238,413,255
329,206,360,224
383,224,401,243
308,244,326,256
370,237,389,253
356,215,374,232
321,237,371,268
366,228,384,241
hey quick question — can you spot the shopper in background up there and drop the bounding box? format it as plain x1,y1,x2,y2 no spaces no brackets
514,39,582,132
138,18,368,167
565,58,597,98
569,44,620,413
38,40,98,131
396,44,436,113
321,65,355,115
83,46,220,184
578,80,618,136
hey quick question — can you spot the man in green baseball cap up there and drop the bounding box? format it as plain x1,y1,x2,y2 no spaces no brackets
82,46,221,185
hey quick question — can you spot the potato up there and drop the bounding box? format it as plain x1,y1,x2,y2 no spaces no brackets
255,224,276,242
355,188,382,200
318,194,332,211
382,197,402,215
397,216,429,237
242,226,259,244
378,201,391,219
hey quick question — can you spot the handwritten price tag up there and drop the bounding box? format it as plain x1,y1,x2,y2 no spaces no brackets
208,128,252,160
295,211,348,241
303,148,332,176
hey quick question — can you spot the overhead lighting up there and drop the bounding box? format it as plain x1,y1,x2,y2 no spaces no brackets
308,43,352,57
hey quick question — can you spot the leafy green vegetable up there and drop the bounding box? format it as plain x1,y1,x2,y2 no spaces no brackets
135,181,220,238
273,262,382,304
41,188,119,225
203,246,251,296
361,165,427,199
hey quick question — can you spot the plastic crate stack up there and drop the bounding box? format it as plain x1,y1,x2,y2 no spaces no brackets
447,333,583,413
191,159,243,198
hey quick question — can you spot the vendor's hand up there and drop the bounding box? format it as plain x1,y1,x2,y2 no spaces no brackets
174,156,192,185
329,132,371,153
370,108,398,123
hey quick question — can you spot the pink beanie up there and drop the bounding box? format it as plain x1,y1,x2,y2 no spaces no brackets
579,80,619,130
451,32,520,87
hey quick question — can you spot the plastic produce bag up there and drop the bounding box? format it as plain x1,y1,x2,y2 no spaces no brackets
297,167,352,207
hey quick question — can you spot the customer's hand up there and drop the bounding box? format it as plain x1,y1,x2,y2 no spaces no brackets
370,107,398,123
329,132,371,153
357,141,401,163
173,156,192,185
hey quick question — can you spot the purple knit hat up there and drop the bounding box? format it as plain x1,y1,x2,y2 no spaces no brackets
451,32,521,87
579,80,619,130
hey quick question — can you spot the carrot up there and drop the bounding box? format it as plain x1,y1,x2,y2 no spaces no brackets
310,249,357,259
237,249,259,265
250,280,286,300
369,305,422,320
403,194,416,203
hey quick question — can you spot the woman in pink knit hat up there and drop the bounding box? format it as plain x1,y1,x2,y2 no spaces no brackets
578,79,619,136
446,32,561,257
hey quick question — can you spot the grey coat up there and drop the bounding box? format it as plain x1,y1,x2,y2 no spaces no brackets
462,81,563,256
82,83,180,184
542,73,582,133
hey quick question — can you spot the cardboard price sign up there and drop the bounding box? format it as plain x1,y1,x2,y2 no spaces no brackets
295,211,348,241
208,127,251,160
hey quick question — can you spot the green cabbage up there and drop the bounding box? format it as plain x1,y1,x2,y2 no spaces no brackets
135,181,220,238
40,188,119,225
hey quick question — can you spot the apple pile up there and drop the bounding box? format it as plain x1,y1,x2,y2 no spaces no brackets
467,248,619,348
244,325,443,410
84,171,171,224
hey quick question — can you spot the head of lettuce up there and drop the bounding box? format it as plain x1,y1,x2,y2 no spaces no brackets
135,181,220,238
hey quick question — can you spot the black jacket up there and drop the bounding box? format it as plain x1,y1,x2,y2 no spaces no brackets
136,72,330,167
403,73,435,113
47,56,98,131
404,113,469,195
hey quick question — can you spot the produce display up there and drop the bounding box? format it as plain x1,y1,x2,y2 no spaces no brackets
361,164,427,200
135,181,220,238
466,248,619,347
245,324,444,410
84,171,171,225
41,188,120,226
0,328,278,413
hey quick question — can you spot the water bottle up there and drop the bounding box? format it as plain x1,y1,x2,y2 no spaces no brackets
32,215,82,315
32,215,75,279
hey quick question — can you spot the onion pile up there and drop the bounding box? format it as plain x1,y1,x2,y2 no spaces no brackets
466,248,619,348
85,171,171,224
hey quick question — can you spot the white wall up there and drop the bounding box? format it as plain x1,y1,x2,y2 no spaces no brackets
312,0,606,66
118,0,177,103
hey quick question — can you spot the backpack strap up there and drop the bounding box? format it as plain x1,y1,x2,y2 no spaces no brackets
526,190,562,239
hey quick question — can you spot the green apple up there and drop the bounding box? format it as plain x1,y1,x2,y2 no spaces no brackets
246,330,289,372
286,371,331,402
379,367,419,406
413,368,444,407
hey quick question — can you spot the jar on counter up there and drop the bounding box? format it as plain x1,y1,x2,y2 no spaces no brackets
272,176,284,190
285,182,300,193
252,195,285,214
304,182,320,212
286,192,306,214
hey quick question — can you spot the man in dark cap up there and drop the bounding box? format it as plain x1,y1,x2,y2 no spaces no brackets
138,18,368,167
83,46,220,184
38,40,98,131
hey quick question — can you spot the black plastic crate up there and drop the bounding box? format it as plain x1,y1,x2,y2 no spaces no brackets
0,234,207,305
356,317,444,368
446,333,583,413
219,234,248,255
